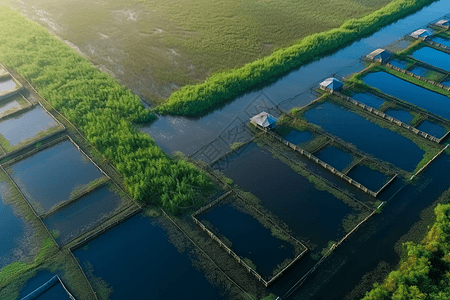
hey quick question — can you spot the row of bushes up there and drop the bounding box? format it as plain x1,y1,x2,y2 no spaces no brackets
155,0,437,117
363,203,450,299
0,5,211,214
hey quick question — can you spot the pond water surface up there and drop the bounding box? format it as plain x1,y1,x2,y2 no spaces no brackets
412,46,450,72
351,93,384,109
19,271,71,300
385,108,414,124
314,146,353,172
0,182,26,269
303,102,424,172
388,59,408,69
200,202,294,278
43,185,123,246
433,36,450,48
217,142,353,249
0,106,58,146
10,140,103,214
0,79,16,92
74,213,224,300
347,165,387,192
416,120,447,138
283,130,313,145
363,71,450,121
0,100,19,114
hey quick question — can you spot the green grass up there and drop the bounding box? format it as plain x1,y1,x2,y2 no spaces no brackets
154,0,437,117
0,5,212,214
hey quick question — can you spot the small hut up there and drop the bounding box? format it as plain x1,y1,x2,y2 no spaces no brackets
250,112,277,130
366,49,392,63
319,78,343,92
410,29,431,40
435,20,450,29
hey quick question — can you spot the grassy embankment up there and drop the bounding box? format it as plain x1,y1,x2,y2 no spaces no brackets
0,5,213,214
362,198,450,299
155,0,437,117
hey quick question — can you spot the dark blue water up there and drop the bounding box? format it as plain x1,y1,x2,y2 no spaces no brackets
433,36,450,48
347,165,387,192
19,271,70,300
74,213,223,300
0,106,58,146
351,93,384,109
200,202,294,278
363,72,450,121
10,140,103,214
410,66,430,77
0,79,16,92
0,100,19,114
417,120,447,138
284,130,313,145
412,47,450,72
0,182,25,269
443,81,450,87
303,102,424,172
218,142,353,249
389,59,408,69
385,108,414,124
43,186,122,246
314,146,353,172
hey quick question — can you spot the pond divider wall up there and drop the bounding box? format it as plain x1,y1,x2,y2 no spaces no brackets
252,122,389,198
0,72,23,101
67,250,98,300
410,144,449,180
425,39,450,54
329,89,442,143
191,190,307,287
21,275,76,300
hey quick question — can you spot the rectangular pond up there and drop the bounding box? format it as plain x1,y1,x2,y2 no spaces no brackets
0,106,59,148
347,165,388,192
314,146,354,172
0,99,20,114
0,181,28,269
351,92,384,109
283,130,313,145
385,108,414,124
411,46,450,72
303,101,424,172
416,120,447,139
388,59,408,69
199,200,296,278
433,36,450,48
9,140,104,215
216,142,357,252
362,71,450,121
0,78,17,92
18,271,72,300
74,213,224,300
43,185,124,246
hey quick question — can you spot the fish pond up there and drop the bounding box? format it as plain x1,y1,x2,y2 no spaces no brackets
385,108,414,124
347,165,389,192
411,46,450,72
43,184,125,246
19,271,71,300
0,181,29,269
74,213,224,300
0,106,58,148
0,99,19,114
351,92,385,109
362,71,450,121
388,59,408,69
199,199,298,278
283,130,313,145
214,142,359,251
416,120,447,139
0,78,16,92
433,36,450,48
302,101,424,172
8,140,104,215
314,146,354,172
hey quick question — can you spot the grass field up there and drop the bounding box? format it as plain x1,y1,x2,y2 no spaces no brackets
4,0,392,102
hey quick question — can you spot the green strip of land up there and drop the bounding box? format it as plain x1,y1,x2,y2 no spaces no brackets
0,5,212,214
155,0,437,117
